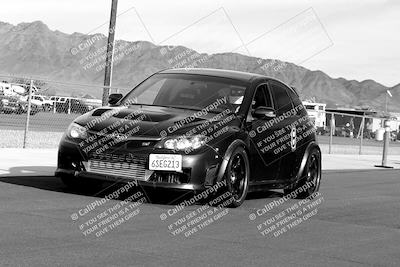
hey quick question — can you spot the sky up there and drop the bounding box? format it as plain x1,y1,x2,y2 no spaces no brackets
1,0,399,87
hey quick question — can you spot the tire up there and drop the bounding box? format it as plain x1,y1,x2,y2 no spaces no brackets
60,175,104,192
222,146,250,208
44,104,51,112
16,106,24,114
284,147,321,198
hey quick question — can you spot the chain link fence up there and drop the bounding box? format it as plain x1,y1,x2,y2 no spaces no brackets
310,110,400,156
0,75,129,148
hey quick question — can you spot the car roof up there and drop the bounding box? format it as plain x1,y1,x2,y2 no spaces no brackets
158,68,267,82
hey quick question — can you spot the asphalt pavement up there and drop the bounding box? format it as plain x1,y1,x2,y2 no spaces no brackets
0,169,399,266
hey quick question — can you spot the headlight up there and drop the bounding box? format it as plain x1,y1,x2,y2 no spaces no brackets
162,135,207,151
67,122,88,139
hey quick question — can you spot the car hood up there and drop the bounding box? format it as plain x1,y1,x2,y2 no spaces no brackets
75,105,236,137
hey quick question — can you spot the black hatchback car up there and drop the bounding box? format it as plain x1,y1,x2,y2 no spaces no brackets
56,68,321,207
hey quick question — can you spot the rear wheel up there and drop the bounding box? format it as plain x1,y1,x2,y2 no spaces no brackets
284,147,321,198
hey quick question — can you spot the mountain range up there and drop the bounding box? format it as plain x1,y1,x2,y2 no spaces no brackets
0,20,398,113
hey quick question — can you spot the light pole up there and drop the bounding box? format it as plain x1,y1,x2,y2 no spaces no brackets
102,0,118,106
385,89,392,114
385,93,388,114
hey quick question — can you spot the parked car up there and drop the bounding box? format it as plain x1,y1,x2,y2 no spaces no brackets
79,98,102,111
0,95,23,114
50,96,68,113
0,94,41,115
50,97,101,114
24,94,53,112
56,68,322,207
70,98,95,114
49,96,60,105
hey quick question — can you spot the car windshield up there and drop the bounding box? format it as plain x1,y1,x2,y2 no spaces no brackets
121,73,248,113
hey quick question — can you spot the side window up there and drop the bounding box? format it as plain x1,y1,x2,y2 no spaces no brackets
251,84,273,110
248,84,273,121
262,84,273,108
286,86,307,116
287,88,302,108
252,85,267,110
269,81,293,115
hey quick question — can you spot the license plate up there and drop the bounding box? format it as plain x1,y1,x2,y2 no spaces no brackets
149,154,182,172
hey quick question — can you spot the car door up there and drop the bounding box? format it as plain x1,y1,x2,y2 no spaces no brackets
246,83,281,182
268,80,300,181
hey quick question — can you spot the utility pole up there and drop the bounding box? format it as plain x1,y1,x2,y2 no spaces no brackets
385,93,388,114
102,0,118,106
385,89,392,115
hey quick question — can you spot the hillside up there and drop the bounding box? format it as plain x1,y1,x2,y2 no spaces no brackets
0,20,398,112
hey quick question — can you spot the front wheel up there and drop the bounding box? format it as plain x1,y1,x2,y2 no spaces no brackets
284,147,321,198
223,147,250,208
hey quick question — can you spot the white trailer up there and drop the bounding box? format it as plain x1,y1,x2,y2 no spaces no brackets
302,101,327,131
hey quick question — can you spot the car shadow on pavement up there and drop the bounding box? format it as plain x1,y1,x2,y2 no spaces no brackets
1,166,56,177
0,168,283,206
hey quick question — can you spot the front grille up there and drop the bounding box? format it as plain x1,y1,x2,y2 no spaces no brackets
87,153,147,180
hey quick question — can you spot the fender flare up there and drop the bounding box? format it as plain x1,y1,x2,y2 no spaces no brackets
294,141,321,183
215,139,248,184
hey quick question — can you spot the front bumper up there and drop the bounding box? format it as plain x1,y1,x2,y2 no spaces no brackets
56,138,223,191
55,168,202,190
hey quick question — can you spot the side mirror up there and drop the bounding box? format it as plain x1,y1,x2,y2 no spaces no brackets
108,93,123,105
253,106,276,119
